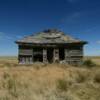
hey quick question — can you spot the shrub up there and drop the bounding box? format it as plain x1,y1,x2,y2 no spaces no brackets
83,59,96,67
7,78,18,98
4,62,11,67
76,72,86,83
2,72,18,98
94,73,100,83
56,79,68,92
3,72,10,79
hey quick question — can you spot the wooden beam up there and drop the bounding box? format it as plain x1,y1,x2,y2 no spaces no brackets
53,48,59,63
43,49,48,63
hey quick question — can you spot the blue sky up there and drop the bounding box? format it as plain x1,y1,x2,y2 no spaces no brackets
0,0,100,56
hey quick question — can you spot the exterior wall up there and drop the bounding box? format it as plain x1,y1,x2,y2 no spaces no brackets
53,48,59,63
18,44,84,65
18,45,33,64
33,48,43,62
43,49,47,63
65,45,83,65
19,49,33,55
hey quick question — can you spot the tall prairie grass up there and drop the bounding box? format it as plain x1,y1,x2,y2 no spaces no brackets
0,57,100,100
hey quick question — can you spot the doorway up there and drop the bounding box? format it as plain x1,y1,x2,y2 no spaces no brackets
33,48,43,62
47,48,53,63
59,48,65,61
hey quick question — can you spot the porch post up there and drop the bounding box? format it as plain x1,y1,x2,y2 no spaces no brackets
53,48,59,63
32,49,34,63
65,49,70,64
43,49,48,63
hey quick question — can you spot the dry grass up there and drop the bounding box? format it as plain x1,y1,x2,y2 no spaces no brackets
0,56,100,100
85,56,100,65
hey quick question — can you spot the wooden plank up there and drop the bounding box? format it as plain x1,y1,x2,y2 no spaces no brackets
43,49,47,63
53,49,59,63
69,50,83,56
19,49,33,55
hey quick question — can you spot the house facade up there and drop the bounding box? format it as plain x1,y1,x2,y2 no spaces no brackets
15,29,87,65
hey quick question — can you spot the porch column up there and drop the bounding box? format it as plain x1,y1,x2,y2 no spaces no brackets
53,48,59,63
32,49,34,62
65,49,70,64
43,49,48,63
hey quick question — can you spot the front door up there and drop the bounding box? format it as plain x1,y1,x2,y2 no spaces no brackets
47,48,53,63
33,48,43,62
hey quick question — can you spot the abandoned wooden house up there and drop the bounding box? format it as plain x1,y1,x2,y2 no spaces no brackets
15,29,87,65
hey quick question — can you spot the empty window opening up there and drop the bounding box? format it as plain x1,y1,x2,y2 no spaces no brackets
47,48,53,63
59,48,65,60
19,56,32,64
33,48,43,62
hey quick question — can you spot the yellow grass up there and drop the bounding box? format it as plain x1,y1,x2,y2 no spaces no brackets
85,56,100,65
0,56,100,100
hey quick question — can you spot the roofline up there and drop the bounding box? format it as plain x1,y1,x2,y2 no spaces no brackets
15,41,87,45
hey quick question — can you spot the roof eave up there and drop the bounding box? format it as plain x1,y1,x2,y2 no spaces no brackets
15,41,88,45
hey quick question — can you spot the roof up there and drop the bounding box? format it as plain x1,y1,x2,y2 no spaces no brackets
16,29,87,44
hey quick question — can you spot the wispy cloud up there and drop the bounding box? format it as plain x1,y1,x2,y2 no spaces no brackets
61,12,81,24
15,35,23,39
0,32,4,35
0,32,5,40
0,32,23,41
97,41,100,44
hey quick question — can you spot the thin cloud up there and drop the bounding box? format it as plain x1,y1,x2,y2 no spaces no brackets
0,32,23,41
61,12,81,24
0,32,4,36
0,32,5,40
15,35,23,39
97,41,100,44
0,32,4,35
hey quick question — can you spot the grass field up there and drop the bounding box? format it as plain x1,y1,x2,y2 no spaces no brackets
85,56,100,65
0,56,100,100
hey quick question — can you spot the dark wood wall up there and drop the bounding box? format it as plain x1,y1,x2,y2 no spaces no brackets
18,43,84,65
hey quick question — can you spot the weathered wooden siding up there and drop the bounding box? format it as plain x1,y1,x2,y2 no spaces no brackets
43,49,47,63
68,50,83,56
53,48,59,62
65,47,83,65
18,44,84,65
19,49,33,55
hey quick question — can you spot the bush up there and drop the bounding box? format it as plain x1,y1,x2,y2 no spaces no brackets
94,73,100,83
56,79,68,92
3,72,10,79
76,72,86,83
2,72,18,98
83,59,96,67
4,62,11,67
